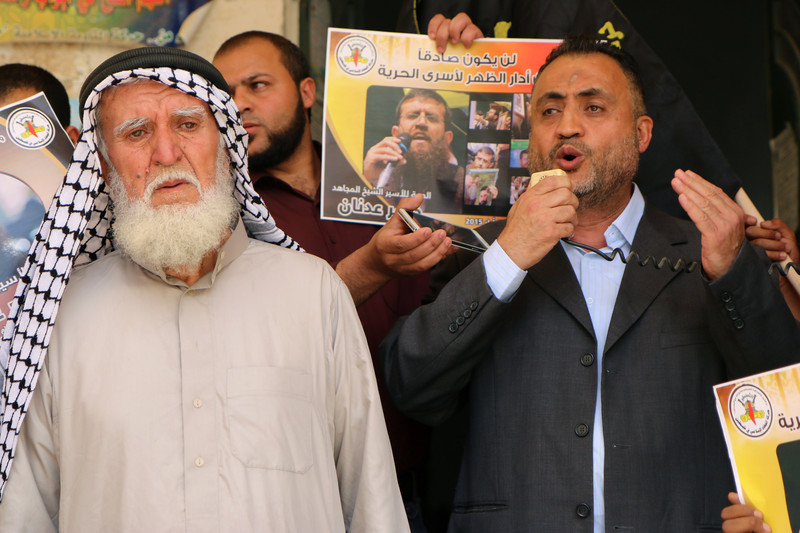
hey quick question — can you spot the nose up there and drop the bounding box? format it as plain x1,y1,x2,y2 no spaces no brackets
232,89,251,114
556,105,584,139
413,112,433,127
151,125,183,167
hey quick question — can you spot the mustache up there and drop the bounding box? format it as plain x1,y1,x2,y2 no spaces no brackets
143,168,202,200
548,139,593,160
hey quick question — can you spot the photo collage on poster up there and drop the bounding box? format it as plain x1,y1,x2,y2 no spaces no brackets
463,92,532,218
360,87,534,221
323,28,559,227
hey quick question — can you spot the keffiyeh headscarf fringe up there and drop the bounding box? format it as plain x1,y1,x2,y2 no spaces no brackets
0,64,301,498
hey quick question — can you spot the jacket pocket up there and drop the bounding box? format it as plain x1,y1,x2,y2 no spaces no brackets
227,366,313,473
659,326,709,349
451,501,508,514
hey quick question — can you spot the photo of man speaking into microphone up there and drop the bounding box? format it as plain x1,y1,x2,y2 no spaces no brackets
363,88,466,214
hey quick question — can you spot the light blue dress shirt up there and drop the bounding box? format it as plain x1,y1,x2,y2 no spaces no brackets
483,184,645,532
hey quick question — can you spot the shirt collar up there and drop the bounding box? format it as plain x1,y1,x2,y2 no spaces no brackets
604,182,645,251
562,182,645,258
603,183,644,250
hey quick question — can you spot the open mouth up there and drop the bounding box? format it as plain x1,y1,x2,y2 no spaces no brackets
555,145,585,171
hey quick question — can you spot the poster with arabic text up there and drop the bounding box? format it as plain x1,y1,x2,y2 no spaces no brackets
714,363,800,533
322,28,559,227
0,93,73,337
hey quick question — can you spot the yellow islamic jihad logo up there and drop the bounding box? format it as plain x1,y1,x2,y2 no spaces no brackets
729,384,773,438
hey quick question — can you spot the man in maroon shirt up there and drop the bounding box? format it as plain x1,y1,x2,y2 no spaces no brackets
214,31,449,530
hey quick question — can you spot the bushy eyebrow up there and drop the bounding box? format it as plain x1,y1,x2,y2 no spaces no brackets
113,117,149,138
172,106,207,119
112,106,208,137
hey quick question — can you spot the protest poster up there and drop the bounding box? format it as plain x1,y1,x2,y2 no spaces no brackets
714,363,800,532
322,28,559,228
0,93,73,334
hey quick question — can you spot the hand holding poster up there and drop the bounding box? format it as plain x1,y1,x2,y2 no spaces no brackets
322,28,559,228
715,363,800,533
0,93,73,337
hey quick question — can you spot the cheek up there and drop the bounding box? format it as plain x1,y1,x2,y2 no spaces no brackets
193,151,223,187
124,163,151,188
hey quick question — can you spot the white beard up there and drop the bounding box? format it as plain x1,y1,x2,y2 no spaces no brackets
108,144,239,276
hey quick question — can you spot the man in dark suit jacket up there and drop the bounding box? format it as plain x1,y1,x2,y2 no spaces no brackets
380,37,800,532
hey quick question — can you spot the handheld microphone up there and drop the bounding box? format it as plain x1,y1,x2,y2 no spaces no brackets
376,133,412,189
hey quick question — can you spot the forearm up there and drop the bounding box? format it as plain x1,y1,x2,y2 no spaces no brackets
335,245,393,307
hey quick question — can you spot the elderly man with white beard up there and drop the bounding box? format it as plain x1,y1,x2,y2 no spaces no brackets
0,47,408,533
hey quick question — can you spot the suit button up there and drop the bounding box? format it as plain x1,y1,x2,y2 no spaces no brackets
580,353,595,367
470,301,478,310
576,503,591,518
448,323,458,333
721,292,733,302
575,423,590,437
725,301,736,312
456,316,465,325
463,309,472,318
733,319,744,330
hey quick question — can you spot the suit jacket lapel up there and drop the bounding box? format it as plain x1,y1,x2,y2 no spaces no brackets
528,245,596,338
478,220,595,337
604,204,695,351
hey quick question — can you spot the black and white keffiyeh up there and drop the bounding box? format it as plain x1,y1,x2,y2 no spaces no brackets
0,47,301,498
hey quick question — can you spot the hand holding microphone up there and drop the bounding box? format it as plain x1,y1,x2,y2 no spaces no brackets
498,168,576,270
376,133,413,189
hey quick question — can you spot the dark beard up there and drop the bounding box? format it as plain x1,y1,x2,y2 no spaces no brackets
247,95,307,172
402,138,451,191
528,133,639,211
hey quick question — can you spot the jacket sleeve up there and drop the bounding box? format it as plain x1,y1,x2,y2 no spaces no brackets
380,252,511,426
705,242,800,378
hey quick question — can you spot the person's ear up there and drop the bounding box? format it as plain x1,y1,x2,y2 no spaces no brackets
65,125,81,146
299,77,316,111
445,130,453,145
97,153,111,185
636,115,653,154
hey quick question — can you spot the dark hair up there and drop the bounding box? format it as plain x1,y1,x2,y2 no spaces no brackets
535,36,647,117
214,31,312,86
477,145,495,158
0,63,72,128
394,88,452,130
